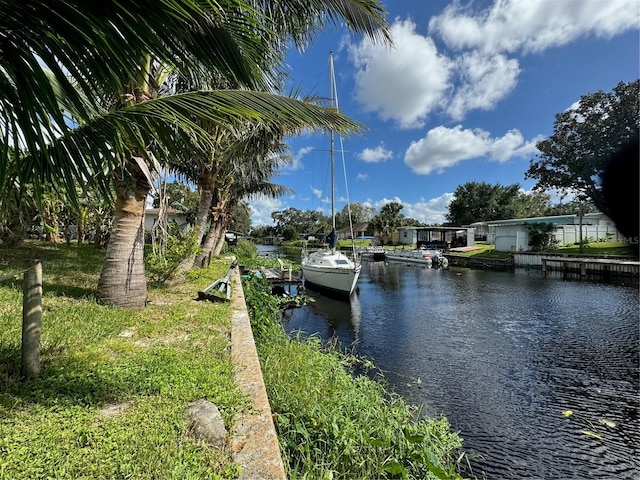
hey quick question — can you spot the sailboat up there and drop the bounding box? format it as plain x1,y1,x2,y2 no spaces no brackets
301,52,362,296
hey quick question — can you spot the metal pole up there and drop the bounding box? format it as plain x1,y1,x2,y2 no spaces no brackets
21,260,42,379
578,203,584,254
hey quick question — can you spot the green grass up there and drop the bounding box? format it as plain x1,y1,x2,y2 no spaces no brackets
549,241,636,257
0,241,247,479
242,275,465,480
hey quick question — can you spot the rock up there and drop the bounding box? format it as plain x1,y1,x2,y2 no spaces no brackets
185,399,227,447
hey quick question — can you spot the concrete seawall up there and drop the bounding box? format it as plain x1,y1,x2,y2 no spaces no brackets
229,266,286,479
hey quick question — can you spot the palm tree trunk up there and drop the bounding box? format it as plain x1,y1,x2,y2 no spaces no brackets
194,214,221,267
194,167,215,246
212,221,227,256
96,159,150,309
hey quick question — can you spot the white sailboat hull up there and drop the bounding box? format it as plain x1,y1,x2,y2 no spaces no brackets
301,250,361,296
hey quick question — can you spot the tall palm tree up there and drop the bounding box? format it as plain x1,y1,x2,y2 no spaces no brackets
1,0,391,309
191,124,293,266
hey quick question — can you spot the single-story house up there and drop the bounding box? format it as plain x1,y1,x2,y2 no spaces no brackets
337,222,372,240
144,208,189,232
395,226,474,249
480,212,622,252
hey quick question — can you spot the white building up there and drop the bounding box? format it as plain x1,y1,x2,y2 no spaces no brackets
144,208,188,232
479,213,622,252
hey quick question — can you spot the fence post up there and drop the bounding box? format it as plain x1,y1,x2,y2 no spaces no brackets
21,260,42,379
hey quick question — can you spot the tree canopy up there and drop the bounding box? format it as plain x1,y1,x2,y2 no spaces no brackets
445,182,523,225
370,201,405,244
526,79,639,217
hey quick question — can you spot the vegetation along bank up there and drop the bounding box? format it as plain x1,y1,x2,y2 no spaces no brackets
238,247,466,480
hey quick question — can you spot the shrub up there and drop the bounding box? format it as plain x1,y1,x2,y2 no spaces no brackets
145,225,200,284
526,222,559,251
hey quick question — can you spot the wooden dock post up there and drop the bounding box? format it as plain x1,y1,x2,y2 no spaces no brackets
21,260,42,379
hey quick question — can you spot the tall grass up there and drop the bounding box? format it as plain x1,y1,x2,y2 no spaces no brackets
243,275,465,480
0,241,247,479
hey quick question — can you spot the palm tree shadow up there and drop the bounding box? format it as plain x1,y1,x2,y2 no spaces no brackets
0,345,125,410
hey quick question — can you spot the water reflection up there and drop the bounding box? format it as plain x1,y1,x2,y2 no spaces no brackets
282,287,362,345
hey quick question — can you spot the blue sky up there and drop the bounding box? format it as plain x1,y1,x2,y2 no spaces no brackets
247,0,639,227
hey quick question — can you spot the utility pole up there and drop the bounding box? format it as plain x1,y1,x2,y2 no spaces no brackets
578,203,584,254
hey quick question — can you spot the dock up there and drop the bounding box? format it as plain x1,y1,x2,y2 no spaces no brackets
541,257,639,280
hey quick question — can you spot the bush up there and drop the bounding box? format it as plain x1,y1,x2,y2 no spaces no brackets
145,225,200,284
526,223,559,251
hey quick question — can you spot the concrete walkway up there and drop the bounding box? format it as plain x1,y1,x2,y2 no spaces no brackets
229,265,287,479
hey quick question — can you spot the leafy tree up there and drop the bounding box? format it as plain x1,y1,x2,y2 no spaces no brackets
526,223,559,251
445,182,522,225
152,182,200,226
370,201,404,245
282,225,299,241
250,224,278,240
272,208,329,236
1,0,390,309
512,191,552,219
230,202,252,235
335,202,376,229
526,79,640,216
547,199,597,216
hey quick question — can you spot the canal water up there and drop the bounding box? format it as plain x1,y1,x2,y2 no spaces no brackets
260,246,640,479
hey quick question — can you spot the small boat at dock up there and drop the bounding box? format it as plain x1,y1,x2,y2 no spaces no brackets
384,247,448,268
359,246,386,262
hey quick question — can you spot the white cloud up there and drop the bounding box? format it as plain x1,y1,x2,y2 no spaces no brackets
347,1,639,124
358,143,393,163
311,186,323,198
367,194,454,225
402,193,456,225
283,146,314,172
447,52,520,120
429,0,640,54
404,125,540,175
350,19,452,128
247,195,285,226
356,173,369,181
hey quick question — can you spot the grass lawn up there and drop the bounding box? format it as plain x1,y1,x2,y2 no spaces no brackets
0,241,247,479
549,242,637,257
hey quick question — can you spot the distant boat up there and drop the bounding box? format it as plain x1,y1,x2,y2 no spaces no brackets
359,245,386,262
384,247,449,268
301,52,361,296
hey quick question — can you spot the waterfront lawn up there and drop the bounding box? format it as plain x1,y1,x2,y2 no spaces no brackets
0,241,246,479
549,242,637,257
243,275,466,480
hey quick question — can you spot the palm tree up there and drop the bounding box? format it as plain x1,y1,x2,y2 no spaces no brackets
1,0,391,309
192,125,293,266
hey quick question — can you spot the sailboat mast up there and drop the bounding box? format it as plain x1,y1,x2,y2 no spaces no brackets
329,52,336,233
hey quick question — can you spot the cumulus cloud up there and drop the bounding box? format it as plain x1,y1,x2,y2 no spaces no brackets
350,19,452,128
369,194,454,224
247,195,285,226
429,0,640,54
404,125,540,175
447,52,520,120
346,1,638,124
356,173,369,181
359,143,393,163
282,146,314,172
402,193,456,224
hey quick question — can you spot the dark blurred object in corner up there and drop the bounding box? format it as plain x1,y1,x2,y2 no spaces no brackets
601,137,639,255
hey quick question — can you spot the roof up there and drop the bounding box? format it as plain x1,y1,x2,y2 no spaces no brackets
479,212,605,227
397,225,466,231
145,208,186,215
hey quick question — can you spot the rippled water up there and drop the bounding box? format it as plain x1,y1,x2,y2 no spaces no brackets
280,257,640,479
